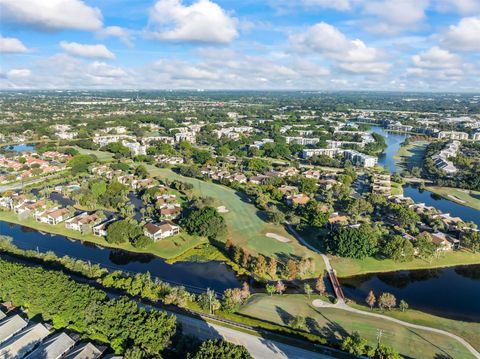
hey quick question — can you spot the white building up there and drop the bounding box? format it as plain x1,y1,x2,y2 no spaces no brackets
285,137,319,145
437,131,469,140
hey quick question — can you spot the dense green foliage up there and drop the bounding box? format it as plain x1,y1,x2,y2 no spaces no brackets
192,339,253,359
325,225,379,259
0,259,177,357
181,206,226,240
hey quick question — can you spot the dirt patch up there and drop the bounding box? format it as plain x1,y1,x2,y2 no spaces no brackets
266,232,291,243
217,205,229,213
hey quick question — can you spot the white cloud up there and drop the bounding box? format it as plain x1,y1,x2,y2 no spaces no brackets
362,0,429,34
7,68,31,78
0,0,102,31
302,0,351,10
0,35,29,53
149,0,238,44
97,26,133,47
412,46,460,69
442,17,480,52
290,22,391,74
434,0,480,15
59,41,115,59
87,61,127,78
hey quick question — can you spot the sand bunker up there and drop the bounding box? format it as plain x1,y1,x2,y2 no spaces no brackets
266,233,291,243
217,206,229,213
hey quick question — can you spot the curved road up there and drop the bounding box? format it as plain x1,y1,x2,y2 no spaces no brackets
288,224,480,358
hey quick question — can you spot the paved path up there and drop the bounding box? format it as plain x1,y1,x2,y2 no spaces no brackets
287,224,480,359
312,299,480,359
177,312,336,359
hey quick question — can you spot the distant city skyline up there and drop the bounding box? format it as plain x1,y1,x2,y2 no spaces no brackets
1,0,479,91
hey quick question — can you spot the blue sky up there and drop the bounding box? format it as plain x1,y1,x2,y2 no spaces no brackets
0,0,479,91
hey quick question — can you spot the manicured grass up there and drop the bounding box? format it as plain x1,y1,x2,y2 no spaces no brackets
329,249,480,277
350,303,480,353
0,210,205,259
71,146,115,162
239,294,477,359
146,167,325,275
394,141,429,172
426,186,480,211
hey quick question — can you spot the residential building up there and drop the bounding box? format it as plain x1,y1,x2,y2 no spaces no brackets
144,221,180,240
437,131,469,140
65,212,102,232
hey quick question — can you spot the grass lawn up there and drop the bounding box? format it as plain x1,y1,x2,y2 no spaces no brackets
330,249,480,277
239,294,477,359
394,141,429,172
426,186,480,211
71,146,115,162
0,210,205,259
350,303,480,353
146,166,325,275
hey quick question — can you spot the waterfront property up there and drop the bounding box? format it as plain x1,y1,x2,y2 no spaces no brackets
144,221,180,241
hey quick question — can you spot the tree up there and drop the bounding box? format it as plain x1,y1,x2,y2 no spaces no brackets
288,315,306,330
382,235,414,262
366,290,376,310
275,280,286,295
347,198,374,223
266,284,275,297
255,255,267,277
266,206,286,224
181,206,227,240
107,220,134,244
315,276,326,295
341,331,369,356
462,231,480,253
192,339,252,359
415,232,436,262
246,158,270,172
267,257,277,278
374,345,402,359
325,225,379,259
240,282,251,301
378,292,396,310
134,165,148,179
399,299,409,312
222,288,243,313
192,149,212,165
198,288,221,315
284,259,298,280
302,200,330,228
303,283,313,299
297,177,317,194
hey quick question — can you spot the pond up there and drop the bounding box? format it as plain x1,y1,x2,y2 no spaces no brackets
2,144,36,153
0,221,241,294
340,264,480,322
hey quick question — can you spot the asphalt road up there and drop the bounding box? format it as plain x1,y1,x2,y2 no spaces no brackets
177,312,336,359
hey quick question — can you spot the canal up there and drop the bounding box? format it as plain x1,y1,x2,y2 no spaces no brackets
0,221,241,294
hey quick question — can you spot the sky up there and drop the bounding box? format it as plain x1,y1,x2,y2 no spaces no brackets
0,0,479,91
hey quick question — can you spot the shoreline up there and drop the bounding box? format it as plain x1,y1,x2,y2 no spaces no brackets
0,213,205,260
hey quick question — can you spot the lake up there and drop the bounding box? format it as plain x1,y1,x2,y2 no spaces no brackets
0,221,241,294
370,126,480,227
340,265,480,322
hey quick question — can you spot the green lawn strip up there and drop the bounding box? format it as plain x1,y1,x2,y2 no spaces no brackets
0,210,204,259
71,146,115,162
349,303,480,352
330,249,480,277
238,294,476,359
426,186,480,211
394,141,429,172
145,166,325,275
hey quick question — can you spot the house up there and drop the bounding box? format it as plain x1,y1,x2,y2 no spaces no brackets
428,231,459,251
230,173,247,183
0,314,28,344
35,208,72,225
14,199,46,215
144,221,180,241
249,175,268,185
159,204,182,219
0,323,50,358
24,332,76,359
328,212,349,225
286,193,310,206
65,212,102,232
93,218,116,237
